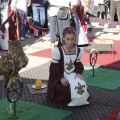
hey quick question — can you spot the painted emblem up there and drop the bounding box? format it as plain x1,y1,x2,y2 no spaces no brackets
65,59,73,71
75,82,85,95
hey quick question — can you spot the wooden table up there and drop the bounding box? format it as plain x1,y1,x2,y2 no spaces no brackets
94,39,114,59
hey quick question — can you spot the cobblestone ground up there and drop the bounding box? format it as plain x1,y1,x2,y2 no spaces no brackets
0,22,120,80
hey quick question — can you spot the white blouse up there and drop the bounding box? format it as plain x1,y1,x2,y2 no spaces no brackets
51,47,84,63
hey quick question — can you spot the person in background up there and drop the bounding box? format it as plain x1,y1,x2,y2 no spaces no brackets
83,0,94,14
0,0,9,51
104,0,110,20
11,0,31,41
43,0,49,28
72,1,89,46
0,0,9,26
83,0,88,13
30,0,45,37
48,0,78,49
81,0,93,33
27,0,33,19
42,0,50,36
75,1,87,33
97,0,105,19
88,0,94,15
27,0,33,34
47,26,90,106
110,0,120,21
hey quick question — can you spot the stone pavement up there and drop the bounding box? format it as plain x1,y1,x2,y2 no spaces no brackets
0,22,120,80
20,22,120,74
19,35,51,73
0,22,120,120
88,23,120,40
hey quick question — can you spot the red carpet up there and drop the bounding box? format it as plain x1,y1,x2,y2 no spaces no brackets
104,106,120,120
28,48,52,58
28,38,120,69
81,38,120,69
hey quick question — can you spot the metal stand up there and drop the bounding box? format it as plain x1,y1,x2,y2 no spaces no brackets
7,80,23,117
90,48,98,77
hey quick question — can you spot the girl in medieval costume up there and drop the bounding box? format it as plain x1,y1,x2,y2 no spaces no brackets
47,26,90,106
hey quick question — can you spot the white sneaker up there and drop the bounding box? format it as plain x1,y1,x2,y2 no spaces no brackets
21,37,25,41
25,34,31,38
